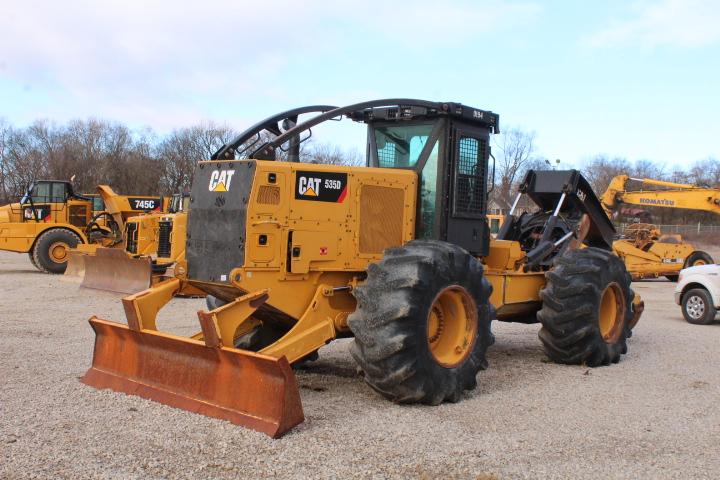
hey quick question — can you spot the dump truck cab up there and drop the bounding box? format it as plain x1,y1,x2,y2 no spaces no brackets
0,179,162,274
9,180,93,226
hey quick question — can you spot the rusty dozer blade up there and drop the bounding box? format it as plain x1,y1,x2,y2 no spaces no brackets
80,248,152,294
62,249,88,283
81,278,305,438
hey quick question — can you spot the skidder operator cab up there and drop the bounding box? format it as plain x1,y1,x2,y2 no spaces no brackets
245,99,500,256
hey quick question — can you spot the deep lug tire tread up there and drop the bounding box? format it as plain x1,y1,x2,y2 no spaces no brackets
538,247,636,367
32,229,82,274
348,240,494,405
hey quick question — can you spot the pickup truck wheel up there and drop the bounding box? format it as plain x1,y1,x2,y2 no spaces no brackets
681,288,717,325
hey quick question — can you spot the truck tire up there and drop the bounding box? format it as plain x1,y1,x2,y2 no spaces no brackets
538,247,635,366
685,251,714,268
348,240,494,405
28,251,39,270
681,288,717,325
32,229,82,274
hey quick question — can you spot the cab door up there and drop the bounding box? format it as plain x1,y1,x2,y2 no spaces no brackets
21,182,68,223
444,123,491,256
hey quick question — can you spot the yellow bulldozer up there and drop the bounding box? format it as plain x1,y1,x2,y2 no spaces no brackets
73,193,205,295
601,175,717,280
82,100,643,438
0,180,161,274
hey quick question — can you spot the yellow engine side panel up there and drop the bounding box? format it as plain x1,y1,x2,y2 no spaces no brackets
229,161,416,321
244,161,417,273
613,239,694,279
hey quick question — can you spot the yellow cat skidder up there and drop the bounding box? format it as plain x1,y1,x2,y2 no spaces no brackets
0,180,161,273
82,100,644,437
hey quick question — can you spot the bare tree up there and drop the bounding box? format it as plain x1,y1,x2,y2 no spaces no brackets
581,155,633,195
631,159,666,181
687,157,720,187
491,127,538,210
0,120,10,203
302,141,363,166
156,122,236,194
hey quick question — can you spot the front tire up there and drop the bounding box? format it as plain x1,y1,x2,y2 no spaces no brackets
348,240,494,405
681,288,716,325
32,229,81,274
538,248,636,366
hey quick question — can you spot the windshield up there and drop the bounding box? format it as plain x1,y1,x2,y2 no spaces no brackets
374,123,434,168
21,182,67,204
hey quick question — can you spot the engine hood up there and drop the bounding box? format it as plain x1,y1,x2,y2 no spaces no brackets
0,203,19,223
681,263,720,276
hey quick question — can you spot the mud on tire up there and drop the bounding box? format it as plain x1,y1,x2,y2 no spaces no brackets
538,247,637,366
348,240,494,405
32,228,82,274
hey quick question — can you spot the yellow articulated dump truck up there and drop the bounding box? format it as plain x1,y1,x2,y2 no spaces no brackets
601,175,716,280
81,100,643,438
0,180,161,273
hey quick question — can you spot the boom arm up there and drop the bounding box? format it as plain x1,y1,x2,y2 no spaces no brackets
601,175,720,217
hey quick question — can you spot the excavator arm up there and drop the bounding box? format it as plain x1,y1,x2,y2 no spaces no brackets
601,175,720,217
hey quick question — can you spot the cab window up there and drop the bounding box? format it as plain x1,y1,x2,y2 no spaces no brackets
375,123,434,168
92,196,105,212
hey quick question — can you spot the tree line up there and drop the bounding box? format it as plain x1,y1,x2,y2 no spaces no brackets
1,117,717,226
0,118,361,203
491,127,720,226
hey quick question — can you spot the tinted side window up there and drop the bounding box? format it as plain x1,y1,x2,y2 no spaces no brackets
51,182,67,203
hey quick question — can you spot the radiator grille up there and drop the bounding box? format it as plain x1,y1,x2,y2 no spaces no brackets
157,220,173,258
257,185,280,205
359,185,404,254
125,222,138,254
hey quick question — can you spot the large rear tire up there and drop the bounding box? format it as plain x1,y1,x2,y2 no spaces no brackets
32,229,82,274
538,248,636,366
28,251,39,270
348,240,494,405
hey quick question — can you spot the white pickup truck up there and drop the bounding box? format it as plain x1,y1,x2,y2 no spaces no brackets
675,264,720,325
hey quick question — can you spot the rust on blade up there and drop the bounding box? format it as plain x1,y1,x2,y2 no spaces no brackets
81,317,305,438
62,250,87,283
80,248,152,294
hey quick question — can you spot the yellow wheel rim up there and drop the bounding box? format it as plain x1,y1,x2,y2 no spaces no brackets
693,259,707,266
598,282,625,343
49,242,69,263
427,286,477,368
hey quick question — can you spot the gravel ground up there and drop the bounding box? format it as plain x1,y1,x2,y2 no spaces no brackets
2,249,720,480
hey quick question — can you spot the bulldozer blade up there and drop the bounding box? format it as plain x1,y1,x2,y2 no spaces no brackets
80,248,152,295
81,317,304,438
62,250,88,283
